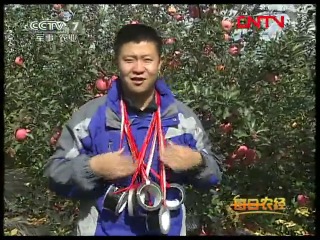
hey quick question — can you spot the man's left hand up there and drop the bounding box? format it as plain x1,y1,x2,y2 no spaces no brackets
160,142,203,171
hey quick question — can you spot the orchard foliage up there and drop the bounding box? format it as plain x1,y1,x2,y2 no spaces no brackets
4,4,315,236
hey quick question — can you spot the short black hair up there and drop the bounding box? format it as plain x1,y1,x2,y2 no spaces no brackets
113,24,162,57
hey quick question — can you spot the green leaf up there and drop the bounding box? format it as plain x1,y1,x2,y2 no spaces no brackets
89,68,99,75
43,122,51,130
233,130,249,139
184,99,195,106
256,128,269,134
192,84,198,95
27,133,34,140
250,118,256,130
228,89,240,100
202,104,211,111
222,107,229,120
243,108,250,117
255,149,261,159
215,106,222,117
14,144,21,152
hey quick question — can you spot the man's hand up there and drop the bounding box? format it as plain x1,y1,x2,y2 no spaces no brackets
89,148,138,180
160,142,203,171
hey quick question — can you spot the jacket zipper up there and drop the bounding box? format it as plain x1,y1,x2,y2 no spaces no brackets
108,141,113,152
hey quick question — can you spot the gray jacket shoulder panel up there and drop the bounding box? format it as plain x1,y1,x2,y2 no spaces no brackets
44,96,108,193
79,95,108,118
174,100,203,127
68,95,108,129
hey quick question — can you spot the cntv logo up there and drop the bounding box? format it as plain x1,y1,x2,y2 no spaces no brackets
237,15,285,29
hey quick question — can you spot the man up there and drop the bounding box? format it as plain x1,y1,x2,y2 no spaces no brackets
44,24,222,236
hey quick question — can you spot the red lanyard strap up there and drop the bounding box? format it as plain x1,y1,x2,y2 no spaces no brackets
114,91,170,195
156,95,168,206
123,106,156,183
114,111,156,194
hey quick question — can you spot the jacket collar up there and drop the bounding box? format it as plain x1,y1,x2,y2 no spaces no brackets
105,78,179,129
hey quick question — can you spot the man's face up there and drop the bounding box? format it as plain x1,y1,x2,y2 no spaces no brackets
117,41,162,95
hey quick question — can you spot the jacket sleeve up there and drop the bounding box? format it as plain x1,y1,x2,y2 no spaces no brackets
43,98,106,200
176,101,224,190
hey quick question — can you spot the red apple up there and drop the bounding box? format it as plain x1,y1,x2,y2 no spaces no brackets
297,194,309,206
95,78,108,91
174,14,184,21
53,4,62,11
189,5,200,18
220,123,233,133
15,56,24,66
221,19,233,32
243,149,258,164
15,128,31,141
229,45,240,56
164,38,176,45
234,145,248,158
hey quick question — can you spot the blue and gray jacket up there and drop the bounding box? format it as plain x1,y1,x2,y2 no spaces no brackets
44,79,222,236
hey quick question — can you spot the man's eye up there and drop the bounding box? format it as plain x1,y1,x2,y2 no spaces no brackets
125,59,134,62
144,59,153,62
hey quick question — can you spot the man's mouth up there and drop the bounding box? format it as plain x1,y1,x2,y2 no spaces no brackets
131,77,145,81
131,77,145,85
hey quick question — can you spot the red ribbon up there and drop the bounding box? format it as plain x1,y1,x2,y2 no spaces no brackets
156,98,168,206
114,91,170,195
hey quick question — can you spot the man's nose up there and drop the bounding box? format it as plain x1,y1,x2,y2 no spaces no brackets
132,60,145,73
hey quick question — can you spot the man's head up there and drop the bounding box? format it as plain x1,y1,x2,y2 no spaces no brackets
113,24,163,96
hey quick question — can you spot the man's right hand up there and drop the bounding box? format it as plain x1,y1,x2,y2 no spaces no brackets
89,148,138,180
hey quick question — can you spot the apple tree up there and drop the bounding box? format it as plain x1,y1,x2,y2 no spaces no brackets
4,4,315,236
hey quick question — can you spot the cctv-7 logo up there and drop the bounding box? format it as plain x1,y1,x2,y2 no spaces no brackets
69,21,81,33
